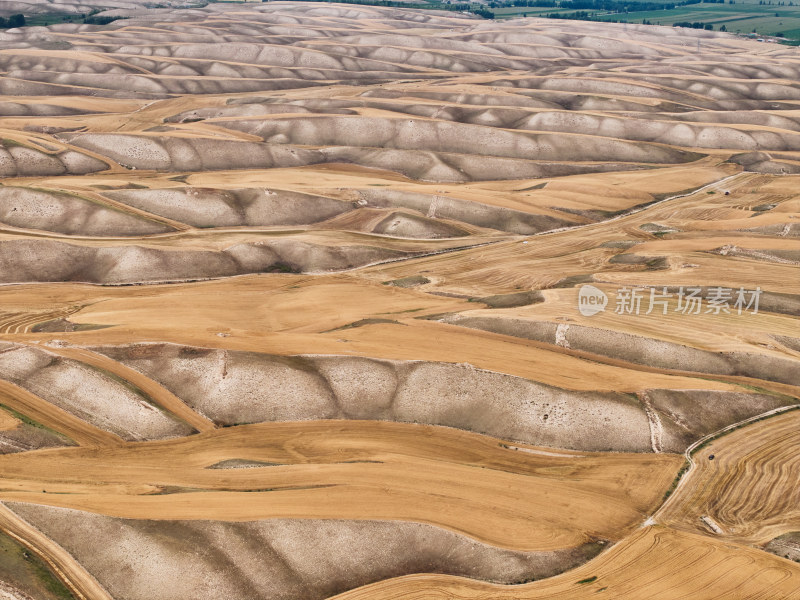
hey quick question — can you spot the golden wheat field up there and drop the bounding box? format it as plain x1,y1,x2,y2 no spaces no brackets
0,1,796,599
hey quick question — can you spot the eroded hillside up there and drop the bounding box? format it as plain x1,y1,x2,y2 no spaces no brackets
0,3,797,599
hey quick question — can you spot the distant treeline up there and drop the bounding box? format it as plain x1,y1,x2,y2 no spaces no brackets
0,14,25,28
0,11,127,27
546,12,726,29
673,20,715,28
284,0,709,16
506,0,710,11
242,0,497,16
83,15,128,24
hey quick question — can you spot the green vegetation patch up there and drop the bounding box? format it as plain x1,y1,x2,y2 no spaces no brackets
0,528,77,600
31,319,111,333
472,290,544,308
383,275,431,288
662,458,691,501
0,404,72,443
266,262,300,274
206,459,284,469
79,362,174,418
324,318,405,332
547,274,595,289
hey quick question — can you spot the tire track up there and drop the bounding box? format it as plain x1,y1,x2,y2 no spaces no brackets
45,346,215,434
0,379,123,448
0,503,113,600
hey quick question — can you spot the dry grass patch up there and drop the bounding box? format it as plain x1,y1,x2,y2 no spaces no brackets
0,421,682,550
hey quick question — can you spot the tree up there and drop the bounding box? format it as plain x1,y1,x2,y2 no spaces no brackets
719,24,727,31
7,14,24,28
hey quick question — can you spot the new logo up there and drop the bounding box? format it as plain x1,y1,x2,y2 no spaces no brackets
578,285,608,316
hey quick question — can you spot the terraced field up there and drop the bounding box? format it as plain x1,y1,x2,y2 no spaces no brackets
659,409,800,545
0,2,797,599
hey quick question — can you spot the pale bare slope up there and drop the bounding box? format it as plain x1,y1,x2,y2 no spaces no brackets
94,342,652,451
104,185,557,235
0,379,122,448
444,316,800,385
221,115,703,163
0,405,72,455
62,131,662,183
0,344,192,441
0,187,170,236
0,238,417,284
105,187,352,229
6,504,603,600
45,346,215,434
0,142,105,177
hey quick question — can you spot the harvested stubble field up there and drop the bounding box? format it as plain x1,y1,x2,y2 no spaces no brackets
0,2,796,599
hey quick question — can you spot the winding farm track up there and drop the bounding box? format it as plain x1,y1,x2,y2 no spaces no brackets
530,171,750,240
0,504,112,600
43,346,215,433
0,379,122,447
